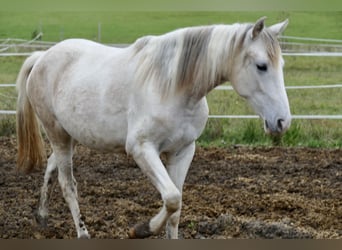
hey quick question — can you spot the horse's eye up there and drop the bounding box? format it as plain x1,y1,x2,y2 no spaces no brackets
256,64,267,72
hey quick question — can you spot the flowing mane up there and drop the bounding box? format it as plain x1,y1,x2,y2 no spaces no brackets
132,23,281,99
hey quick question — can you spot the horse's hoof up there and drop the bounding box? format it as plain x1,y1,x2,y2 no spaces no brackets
128,221,152,239
78,233,91,239
34,209,48,228
128,227,137,239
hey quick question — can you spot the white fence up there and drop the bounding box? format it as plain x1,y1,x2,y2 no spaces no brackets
1,36,341,119
1,35,342,56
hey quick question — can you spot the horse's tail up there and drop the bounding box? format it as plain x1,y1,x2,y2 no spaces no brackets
16,51,46,173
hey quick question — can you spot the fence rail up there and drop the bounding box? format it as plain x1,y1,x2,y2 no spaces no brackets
215,84,342,91
208,115,342,120
280,36,342,43
1,35,342,57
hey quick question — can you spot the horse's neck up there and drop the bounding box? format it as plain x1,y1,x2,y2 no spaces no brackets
133,24,247,101
181,24,245,100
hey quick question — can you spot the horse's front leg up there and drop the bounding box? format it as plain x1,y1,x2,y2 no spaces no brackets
127,141,181,239
165,142,195,239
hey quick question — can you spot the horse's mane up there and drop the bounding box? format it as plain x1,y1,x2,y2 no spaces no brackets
132,23,280,98
259,29,281,66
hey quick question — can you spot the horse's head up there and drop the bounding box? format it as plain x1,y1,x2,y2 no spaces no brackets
230,17,291,135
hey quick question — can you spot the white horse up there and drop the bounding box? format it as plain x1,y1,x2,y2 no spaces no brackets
16,17,291,239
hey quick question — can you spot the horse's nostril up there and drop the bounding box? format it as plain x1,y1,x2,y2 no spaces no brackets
277,119,284,131
265,120,269,129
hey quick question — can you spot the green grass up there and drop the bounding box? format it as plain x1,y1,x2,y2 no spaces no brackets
285,57,342,86
0,11,341,148
198,119,342,148
0,11,341,42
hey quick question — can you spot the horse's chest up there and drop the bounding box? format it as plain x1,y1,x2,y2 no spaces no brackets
130,110,206,153
158,120,198,152
127,96,209,153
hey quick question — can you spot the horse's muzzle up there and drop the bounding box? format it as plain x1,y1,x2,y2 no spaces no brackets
264,117,291,135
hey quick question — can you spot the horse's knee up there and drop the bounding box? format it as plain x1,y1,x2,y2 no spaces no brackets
169,209,181,224
164,191,181,214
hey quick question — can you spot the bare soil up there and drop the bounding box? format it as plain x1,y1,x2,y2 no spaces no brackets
0,136,341,239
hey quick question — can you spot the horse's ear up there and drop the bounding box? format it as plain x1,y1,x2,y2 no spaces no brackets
252,16,267,40
268,19,289,37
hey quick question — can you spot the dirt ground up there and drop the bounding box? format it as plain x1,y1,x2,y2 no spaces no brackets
0,136,341,239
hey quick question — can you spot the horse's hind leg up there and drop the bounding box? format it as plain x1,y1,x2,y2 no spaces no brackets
53,141,90,239
36,153,57,227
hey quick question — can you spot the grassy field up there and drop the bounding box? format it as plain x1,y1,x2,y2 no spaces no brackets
0,12,341,42
0,11,341,147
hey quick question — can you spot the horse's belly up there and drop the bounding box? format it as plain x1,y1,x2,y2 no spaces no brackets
58,106,128,152
79,127,126,152
69,124,127,153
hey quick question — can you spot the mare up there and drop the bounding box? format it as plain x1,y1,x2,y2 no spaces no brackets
16,17,291,238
